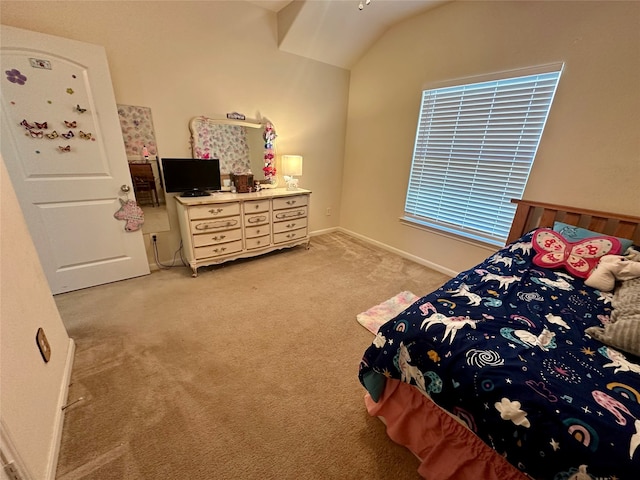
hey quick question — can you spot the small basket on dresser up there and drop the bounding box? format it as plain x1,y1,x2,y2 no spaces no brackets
230,173,254,193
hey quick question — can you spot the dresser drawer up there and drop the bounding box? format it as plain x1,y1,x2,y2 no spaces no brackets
194,240,243,259
191,216,240,233
273,195,308,211
192,228,242,248
244,199,270,214
273,206,307,223
189,202,240,220
244,212,270,227
273,228,307,244
245,235,271,250
273,217,307,234
245,224,271,239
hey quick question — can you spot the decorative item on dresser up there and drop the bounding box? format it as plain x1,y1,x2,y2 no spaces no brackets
175,188,311,276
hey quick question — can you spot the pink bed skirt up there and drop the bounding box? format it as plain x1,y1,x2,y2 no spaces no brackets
364,378,529,480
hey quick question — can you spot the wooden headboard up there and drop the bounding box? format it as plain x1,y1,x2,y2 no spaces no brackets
506,199,640,245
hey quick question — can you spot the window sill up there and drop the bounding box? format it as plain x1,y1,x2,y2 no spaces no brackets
399,216,502,252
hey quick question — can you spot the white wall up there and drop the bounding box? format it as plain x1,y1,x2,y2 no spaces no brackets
0,156,74,480
342,0,640,273
0,1,350,266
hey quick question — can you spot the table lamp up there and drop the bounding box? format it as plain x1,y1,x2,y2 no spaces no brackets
282,155,303,190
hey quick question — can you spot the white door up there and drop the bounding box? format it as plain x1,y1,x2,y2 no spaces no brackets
1,26,150,294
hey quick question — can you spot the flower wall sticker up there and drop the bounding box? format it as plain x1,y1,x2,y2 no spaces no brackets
5,69,27,85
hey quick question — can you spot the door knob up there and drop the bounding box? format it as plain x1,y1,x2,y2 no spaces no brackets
121,185,131,193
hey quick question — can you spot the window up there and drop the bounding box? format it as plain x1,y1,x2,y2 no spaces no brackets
404,64,563,246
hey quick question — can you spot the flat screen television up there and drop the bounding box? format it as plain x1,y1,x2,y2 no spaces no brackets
160,158,221,197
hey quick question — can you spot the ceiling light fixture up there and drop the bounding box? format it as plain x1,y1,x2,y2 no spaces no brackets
358,0,372,11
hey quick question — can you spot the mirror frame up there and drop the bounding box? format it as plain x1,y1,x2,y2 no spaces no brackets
189,116,278,188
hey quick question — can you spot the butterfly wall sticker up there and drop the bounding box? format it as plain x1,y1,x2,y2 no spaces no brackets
61,130,75,139
79,131,92,140
64,120,77,128
20,120,48,130
532,228,622,278
28,130,43,138
58,145,71,152
46,131,59,139
76,104,87,113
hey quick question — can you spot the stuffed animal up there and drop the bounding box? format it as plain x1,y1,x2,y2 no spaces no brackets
585,248,640,292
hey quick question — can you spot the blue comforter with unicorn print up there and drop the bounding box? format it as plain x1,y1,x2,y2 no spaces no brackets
359,230,640,480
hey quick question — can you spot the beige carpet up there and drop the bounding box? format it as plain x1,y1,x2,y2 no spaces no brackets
54,231,451,480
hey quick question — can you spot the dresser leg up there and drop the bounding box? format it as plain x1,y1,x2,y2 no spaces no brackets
191,266,198,277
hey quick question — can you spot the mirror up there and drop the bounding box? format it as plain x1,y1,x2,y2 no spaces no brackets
117,105,170,234
189,116,278,189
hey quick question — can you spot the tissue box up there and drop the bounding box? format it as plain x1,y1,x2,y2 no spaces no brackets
230,173,254,193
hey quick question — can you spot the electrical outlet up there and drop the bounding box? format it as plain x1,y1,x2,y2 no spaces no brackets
150,233,157,243
326,207,331,216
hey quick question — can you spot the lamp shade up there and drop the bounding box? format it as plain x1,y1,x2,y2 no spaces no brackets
281,155,303,176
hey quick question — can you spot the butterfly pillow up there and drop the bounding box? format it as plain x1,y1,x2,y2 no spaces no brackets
532,228,622,278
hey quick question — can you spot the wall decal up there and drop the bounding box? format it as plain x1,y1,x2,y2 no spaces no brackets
29,58,51,70
20,119,48,130
5,69,27,85
61,130,74,139
28,130,43,138
64,120,76,128
46,131,59,139
66,88,74,94
58,145,71,152
79,131,92,140
75,104,87,113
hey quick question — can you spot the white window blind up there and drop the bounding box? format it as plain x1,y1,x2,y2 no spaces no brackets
404,66,563,246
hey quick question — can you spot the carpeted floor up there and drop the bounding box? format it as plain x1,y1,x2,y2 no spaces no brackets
54,231,451,480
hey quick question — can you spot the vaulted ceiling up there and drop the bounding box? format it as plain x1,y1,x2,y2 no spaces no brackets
248,0,448,69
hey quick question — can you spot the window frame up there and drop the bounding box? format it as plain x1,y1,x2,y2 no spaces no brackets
402,63,564,247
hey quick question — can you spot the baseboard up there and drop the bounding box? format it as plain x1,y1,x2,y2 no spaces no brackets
336,227,460,278
46,338,76,480
309,226,339,237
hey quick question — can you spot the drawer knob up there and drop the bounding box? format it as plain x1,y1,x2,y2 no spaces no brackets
286,200,297,205
208,207,224,215
212,235,226,241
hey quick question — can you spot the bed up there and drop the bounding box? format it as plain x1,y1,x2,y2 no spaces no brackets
358,199,640,480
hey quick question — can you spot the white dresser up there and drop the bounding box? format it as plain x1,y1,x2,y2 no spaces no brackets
174,188,311,276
